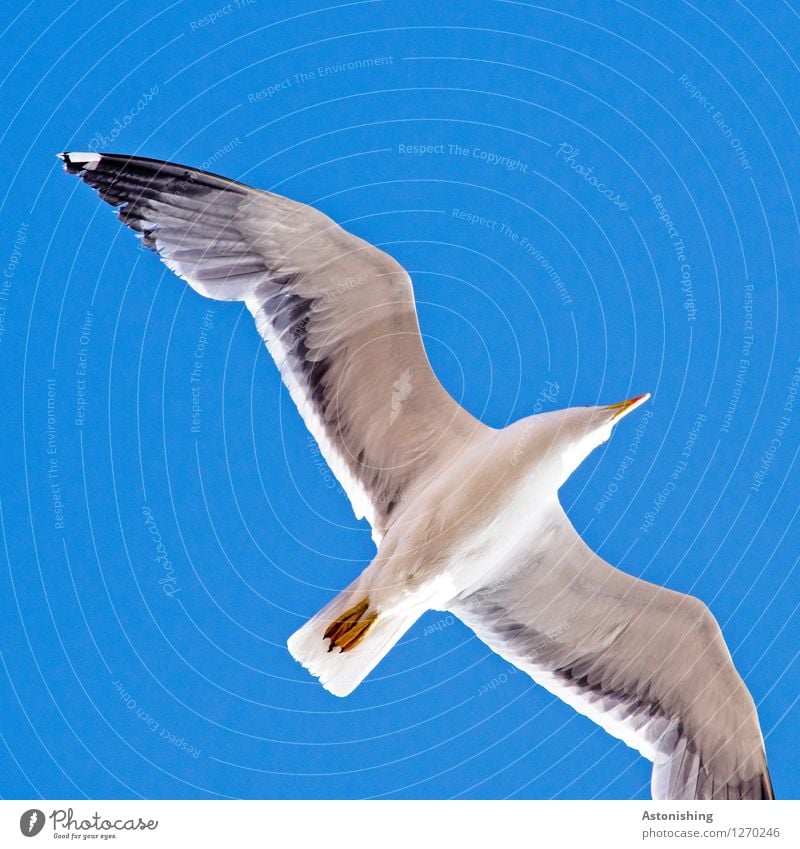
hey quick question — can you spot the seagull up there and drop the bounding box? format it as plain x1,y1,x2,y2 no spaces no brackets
60,151,773,800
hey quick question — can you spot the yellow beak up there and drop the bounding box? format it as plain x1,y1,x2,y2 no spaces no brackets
606,393,651,422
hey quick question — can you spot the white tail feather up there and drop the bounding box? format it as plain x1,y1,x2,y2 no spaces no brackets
287,585,422,697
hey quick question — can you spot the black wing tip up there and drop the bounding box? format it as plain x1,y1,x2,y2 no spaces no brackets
761,767,776,800
57,150,251,195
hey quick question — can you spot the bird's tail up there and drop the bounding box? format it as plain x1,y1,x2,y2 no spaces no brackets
287,581,422,697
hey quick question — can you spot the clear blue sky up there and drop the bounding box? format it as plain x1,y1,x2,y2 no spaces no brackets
1,0,798,799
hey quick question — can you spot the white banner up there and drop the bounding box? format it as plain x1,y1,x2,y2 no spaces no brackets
2,800,797,848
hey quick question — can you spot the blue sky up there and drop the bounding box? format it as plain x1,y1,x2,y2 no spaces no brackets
1,0,798,799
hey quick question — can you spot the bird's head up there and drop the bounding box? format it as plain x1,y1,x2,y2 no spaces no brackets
526,393,651,486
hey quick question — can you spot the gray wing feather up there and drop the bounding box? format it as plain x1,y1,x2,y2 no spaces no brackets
451,503,773,800
61,152,484,544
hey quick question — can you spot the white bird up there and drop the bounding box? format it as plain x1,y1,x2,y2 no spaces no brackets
60,151,773,800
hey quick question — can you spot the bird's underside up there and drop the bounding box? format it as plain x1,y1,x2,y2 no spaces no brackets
61,151,773,800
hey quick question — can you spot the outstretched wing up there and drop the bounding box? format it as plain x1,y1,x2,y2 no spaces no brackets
61,152,486,544
451,502,773,800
